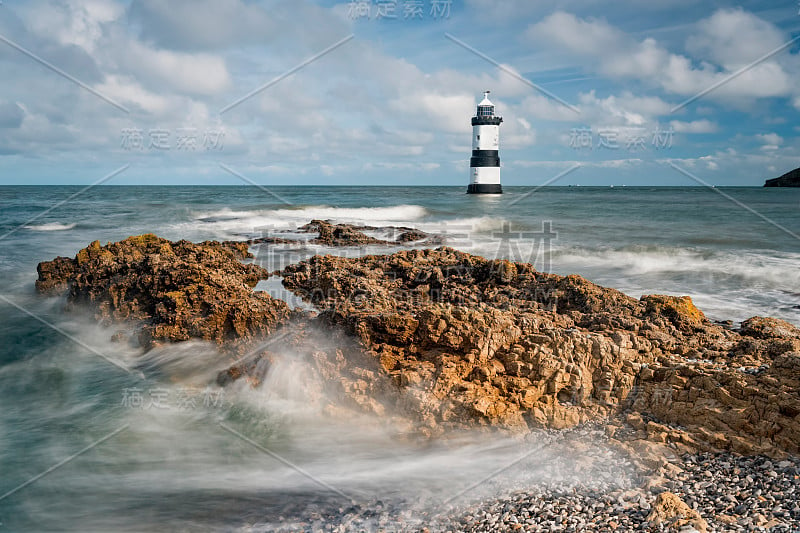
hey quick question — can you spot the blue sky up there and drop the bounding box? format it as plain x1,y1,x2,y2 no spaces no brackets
0,0,799,186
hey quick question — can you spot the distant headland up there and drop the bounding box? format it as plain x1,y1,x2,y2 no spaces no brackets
764,167,800,187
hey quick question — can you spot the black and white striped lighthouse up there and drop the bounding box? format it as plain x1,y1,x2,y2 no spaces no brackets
467,90,503,194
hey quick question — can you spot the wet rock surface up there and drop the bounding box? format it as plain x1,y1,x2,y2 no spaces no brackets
35,234,290,349
246,220,438,247
35,232,800,531
280,247,800,456
38,237,800,455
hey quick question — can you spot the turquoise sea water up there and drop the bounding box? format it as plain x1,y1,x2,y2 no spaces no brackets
0,186,798,530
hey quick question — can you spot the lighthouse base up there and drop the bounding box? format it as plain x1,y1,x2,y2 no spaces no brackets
467,183,502,194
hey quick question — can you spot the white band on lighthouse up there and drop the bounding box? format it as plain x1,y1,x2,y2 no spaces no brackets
467,90,502,194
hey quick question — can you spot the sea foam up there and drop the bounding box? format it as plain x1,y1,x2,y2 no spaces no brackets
23,222,77,231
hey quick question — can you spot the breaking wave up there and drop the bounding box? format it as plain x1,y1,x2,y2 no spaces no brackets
189,205,429,238
23,222,77,231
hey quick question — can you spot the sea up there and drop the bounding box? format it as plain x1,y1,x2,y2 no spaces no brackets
0,185,798,531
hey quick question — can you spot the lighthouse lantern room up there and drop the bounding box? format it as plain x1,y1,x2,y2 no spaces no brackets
467,90,503,194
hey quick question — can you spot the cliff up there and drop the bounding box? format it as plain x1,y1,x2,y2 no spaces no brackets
764,167,800,187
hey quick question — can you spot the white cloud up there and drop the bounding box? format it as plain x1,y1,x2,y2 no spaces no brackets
525,10,795,103
756,133,783,146
389,92,474,134
669,119,717,133
686,8,785,68
128,0,277,50
93,75,171,113
123,40,232,95
698,155,718,170
3,0,799,185
27,0,124,53
577,91,672,126
509,158,643,169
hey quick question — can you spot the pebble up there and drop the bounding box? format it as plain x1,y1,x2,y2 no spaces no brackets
432,450,800,532
245,427,800,532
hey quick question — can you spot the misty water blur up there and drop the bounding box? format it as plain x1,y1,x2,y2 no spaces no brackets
1,185,797,530
0,309,633,531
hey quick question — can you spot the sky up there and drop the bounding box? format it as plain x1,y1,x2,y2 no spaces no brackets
0,0,799,186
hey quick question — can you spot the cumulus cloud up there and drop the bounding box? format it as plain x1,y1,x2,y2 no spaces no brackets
686,9,786,68
757,132,784,151
121,40,232,96
0,0,797,185
129,0,351,53
525,10,796,103
669,119,717,133
128,0,276,50
757,133,783,146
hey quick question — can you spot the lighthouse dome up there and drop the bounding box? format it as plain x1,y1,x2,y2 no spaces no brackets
476,90,494,117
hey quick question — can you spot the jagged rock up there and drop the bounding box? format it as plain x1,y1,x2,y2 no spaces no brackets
641,294,705,332
281,247,800,454
646,491,708,532
740,316,800,340
301,219,389,246
35,234,290,349
397,229,428,243
298,220,438,246
35,234,800,456
35,256,78,294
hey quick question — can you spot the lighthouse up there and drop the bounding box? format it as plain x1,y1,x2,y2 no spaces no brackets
467,90,503,194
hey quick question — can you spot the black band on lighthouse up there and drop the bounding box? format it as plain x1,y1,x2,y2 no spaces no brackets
472,150,499,157
467,183,502,194
470,154,500,167
471,116,503,126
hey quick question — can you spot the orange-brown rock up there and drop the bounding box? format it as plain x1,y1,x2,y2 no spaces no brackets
297,220,436,247
740,316,800,340
36,234,289,349
281,247,800,454
647,491,708,532
36,236,800,456
301,220,389,246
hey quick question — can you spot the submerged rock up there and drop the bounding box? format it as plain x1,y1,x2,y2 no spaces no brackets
299,220,436,246
301,219,389,246
246,220,440,248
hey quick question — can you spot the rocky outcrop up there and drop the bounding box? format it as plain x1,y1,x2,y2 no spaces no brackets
247,220,436,247
35,235,800,456
301,219,389,246
36,234,289,349
764,167,800,187
281,247,800,455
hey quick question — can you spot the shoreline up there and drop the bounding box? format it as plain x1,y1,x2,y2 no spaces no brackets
32,221,800,531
